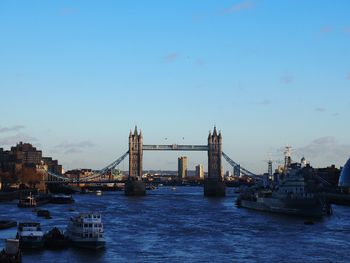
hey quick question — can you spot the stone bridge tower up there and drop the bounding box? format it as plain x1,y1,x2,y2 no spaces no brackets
125,126,145,196
204,127,225,196
128,126,143,179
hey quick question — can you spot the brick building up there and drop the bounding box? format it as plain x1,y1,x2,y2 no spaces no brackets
0,142,63,190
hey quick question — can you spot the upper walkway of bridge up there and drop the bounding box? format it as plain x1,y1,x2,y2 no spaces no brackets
143,145,208,151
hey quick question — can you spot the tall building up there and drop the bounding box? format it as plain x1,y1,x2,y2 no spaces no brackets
0,142,63,188
268,160,273,177
196,164,204,180
11,142,42,165
42,157,63,175
234,165,240,177
178,156,188,179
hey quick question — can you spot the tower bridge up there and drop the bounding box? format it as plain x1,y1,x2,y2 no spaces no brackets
45,126,258,197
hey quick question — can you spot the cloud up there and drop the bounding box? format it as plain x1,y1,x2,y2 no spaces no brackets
64,148,83,154
255,99,271,106
195,58,205,66
221,0,255,15
347,72,350,80
332,112,339,117
280,75,294,84
320,26,332,35
0,133,38,146
315,107,326,112
60,8,79,16
0,125,25,133
54,140,95,154
192,14,206,22
295,137,350,165
163,52,179,63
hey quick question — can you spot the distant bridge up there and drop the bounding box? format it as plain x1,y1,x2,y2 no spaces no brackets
44,127,259,186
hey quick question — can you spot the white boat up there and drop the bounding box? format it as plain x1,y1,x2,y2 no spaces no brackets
17,222,44,249
18,195,36,208
96,190,102,196
65,212,105,249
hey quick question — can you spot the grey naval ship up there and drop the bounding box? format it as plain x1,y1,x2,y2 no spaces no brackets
237,153,332,218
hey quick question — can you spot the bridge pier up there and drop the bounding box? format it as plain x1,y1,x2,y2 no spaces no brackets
204,180,226,197
124,179,146,196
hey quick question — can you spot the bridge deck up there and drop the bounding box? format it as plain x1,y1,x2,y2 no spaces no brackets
143,144,208,151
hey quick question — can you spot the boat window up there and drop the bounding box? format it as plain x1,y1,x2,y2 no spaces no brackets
89,224,92,227
84,224,88,228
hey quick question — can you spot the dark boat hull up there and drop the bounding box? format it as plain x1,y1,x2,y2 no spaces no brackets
238,198,324,218
71,240,105,249
19,240,44,249
0,221,17,230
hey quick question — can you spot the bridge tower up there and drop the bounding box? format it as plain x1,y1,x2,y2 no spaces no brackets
204,126,226,197
125,126,146,196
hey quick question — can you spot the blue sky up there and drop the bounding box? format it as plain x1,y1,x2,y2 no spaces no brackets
0,0,350,173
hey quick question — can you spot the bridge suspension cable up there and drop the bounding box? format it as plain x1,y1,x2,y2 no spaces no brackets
222,152,257,178
47,171,71,182
92,151,129,175
45,151,129,183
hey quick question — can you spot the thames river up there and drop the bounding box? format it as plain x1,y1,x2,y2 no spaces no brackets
1,187,350,263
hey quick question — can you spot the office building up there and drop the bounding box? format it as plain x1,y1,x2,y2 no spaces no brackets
196,164,205,180
178,156,188,179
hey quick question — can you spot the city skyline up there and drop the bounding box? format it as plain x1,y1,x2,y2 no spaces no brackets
1,0,350,172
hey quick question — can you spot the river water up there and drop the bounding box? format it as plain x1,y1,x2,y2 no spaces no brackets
0,187,349,263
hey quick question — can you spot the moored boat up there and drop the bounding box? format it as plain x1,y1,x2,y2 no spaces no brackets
0,239,21,263
18,193,50,208
0,220,17,230
50,194,74,204
17,195,36,208
17,223,44,249
65,212,105,249
37,210,51,218
44,227,69,249
0,191,18,202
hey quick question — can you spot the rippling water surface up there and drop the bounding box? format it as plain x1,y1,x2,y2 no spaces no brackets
1,187,350,262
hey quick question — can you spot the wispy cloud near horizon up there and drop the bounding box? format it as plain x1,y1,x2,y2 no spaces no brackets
0,133,38,146
315,107,326,112
295,136,350,165
255,99,271,106
0,125,25,133
54,140,95,154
